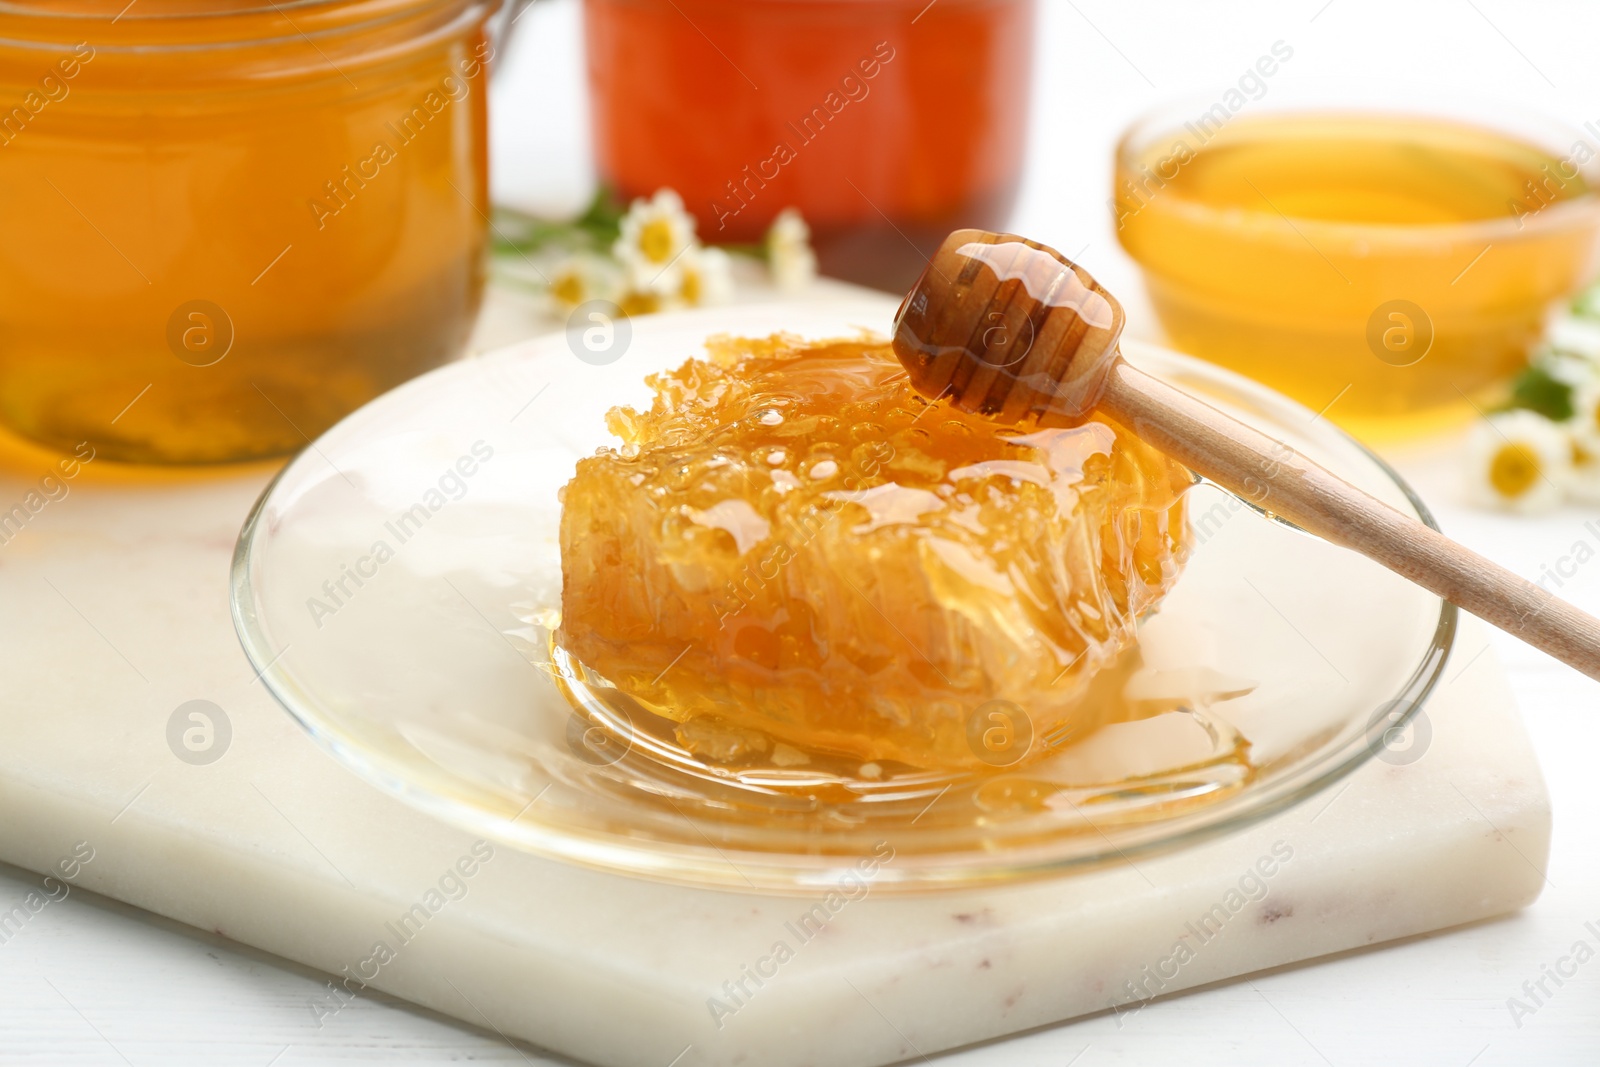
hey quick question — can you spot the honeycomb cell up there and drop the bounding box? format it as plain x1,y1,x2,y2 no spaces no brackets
557,333,1192,772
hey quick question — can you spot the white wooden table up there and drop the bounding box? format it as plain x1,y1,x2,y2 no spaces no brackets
6,0,1600,1063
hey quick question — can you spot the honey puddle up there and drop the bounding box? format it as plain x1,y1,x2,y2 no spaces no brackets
549,333,1260,825
547,622,1259,828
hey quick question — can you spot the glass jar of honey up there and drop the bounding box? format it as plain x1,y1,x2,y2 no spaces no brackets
1115,91,1600,438
583,0,1035,292
0,0,499,464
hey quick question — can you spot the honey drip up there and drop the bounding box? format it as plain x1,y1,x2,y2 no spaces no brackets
557,334,1193,773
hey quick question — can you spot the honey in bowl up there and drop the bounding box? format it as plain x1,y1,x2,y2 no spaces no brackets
557,333,1192,774
1115,111,1600,436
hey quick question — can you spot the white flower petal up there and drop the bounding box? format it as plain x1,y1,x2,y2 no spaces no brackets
767,208,817,292
681,246,734,307
1546,317,1600,362
769,207,810,246
1567,462,1600,504
1566,375,1600,455
1542,349,1595,388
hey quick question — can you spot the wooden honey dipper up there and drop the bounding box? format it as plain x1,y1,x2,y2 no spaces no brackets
893,229,1600,681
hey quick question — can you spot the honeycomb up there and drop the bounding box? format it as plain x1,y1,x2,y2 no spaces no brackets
557,333,1192,773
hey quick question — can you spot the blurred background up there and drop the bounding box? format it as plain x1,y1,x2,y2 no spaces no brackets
495,0,1600,308
486,0,1600,447
11,0,1600,462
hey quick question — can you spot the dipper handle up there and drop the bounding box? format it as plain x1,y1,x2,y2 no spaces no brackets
1103,359,1600,680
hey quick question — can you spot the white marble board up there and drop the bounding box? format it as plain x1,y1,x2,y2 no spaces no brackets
0,288,1552,1067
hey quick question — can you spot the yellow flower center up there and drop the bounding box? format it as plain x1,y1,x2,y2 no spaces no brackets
619,290,659,317
551,271,585,306
681,266,701,306
639,217,676,264
1489,442,1542,498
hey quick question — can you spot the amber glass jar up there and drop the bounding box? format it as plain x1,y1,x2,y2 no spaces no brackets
0,0,497,464
583,0,1035,291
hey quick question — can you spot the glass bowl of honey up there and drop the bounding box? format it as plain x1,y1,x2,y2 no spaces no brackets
0,0,499,464
232,298,1454,892
1114,86,1600,438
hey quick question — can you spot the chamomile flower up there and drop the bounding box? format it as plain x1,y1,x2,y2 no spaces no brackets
1564,377,1600,503
1465,410,1572,514
1569,376,1600,448
766,207,817,292
546,253,622,309
614,188,697,296
680,245,734,307
1545,316,1600,366
1541,346,1596,389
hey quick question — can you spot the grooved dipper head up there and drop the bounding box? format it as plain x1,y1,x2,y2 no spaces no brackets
891,230,1125,425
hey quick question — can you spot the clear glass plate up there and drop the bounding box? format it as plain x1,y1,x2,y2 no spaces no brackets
231,299,1455,892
